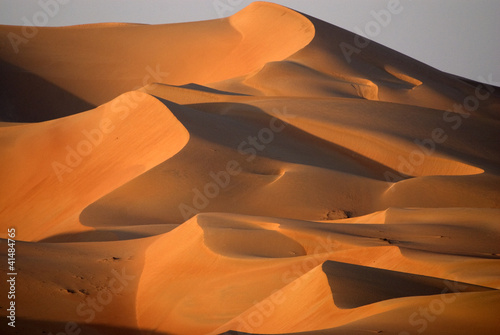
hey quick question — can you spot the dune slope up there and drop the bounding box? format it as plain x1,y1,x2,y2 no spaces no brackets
0,2,499,335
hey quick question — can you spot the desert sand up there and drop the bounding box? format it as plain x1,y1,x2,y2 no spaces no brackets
0,2,499,334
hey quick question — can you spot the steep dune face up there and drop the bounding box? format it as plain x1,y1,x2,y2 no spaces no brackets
82,88,497,228
0,60,95,122
79,96,393,226
211,8,500,118
136,212,500,335
0,2,314,121
1,2,499,335
0,92,188,241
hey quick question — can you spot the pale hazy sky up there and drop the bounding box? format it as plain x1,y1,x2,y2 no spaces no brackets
1,0,499,84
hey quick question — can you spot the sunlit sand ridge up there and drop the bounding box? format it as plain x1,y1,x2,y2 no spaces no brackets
0,2,499,335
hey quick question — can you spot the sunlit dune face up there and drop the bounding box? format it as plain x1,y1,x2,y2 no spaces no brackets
1,2,499,335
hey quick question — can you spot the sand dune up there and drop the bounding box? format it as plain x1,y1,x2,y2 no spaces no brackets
1,1,499,335
137,211,500,334
0,91,188,241
0,2,314,121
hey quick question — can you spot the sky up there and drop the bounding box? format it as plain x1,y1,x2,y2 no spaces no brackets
1,0,499,84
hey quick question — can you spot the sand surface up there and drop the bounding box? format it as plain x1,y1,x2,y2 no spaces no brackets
1,2,499,334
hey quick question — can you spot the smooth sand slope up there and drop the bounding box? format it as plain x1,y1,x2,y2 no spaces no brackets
0,91,189,241
0,2,499,335
0,3,314,121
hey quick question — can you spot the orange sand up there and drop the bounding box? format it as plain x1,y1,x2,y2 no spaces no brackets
0,2,499,335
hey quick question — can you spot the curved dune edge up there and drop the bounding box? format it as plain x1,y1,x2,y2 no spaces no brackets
216,60,380,100
0,1,315,115
0,91,189,241
215,290,500,334
384,64,423,88
136,210,500,334
0,2,499,334
253,99,487,177
77,91,498,236
2,1,498,121
135,86,488,179
286,116,483,177
221,1,315,79
211,264,495,334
